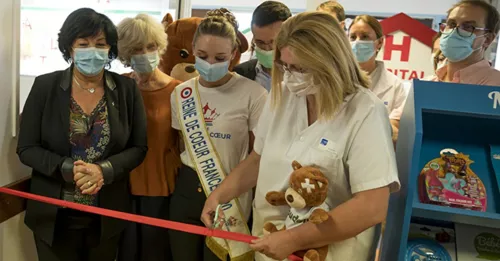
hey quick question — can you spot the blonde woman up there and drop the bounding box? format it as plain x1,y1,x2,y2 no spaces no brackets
116,14,181,261
348,15,407,142
201,12,400,261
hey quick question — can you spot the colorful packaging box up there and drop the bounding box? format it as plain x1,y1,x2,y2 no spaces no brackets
455,223,500,260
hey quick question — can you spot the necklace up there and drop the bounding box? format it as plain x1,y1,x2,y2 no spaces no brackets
73,76,96,94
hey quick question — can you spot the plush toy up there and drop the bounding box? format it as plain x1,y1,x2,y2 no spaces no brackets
264,161,330,261
159,13,249,82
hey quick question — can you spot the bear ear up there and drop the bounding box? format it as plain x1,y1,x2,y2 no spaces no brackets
162,13,174,28
292,160,302,170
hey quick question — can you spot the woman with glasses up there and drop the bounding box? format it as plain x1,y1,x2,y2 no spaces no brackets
348,15,407,143
17,8,147,261
201,12,400,261
432,0,500,85
169,8,267,261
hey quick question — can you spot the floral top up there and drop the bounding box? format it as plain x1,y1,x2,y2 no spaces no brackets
63,96,110,206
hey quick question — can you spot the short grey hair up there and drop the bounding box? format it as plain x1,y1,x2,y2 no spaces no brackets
117,14,167,66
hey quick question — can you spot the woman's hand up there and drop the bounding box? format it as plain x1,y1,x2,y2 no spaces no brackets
73,160,104,195
250,230,300,260
201,194,225,228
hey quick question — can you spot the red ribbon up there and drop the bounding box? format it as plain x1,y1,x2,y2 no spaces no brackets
0,187,302,261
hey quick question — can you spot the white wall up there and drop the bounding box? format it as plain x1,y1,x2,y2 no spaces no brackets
20,76,34,112
307,0,458,15
0,0,37,260
191,0,306,10
19,0,461,110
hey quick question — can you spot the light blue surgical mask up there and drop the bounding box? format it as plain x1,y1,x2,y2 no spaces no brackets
73,47,109,76
131,51,160,74
351,40,376,63
194,56,229,82
440,28,484,62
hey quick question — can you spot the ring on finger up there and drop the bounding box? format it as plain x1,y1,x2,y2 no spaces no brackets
87,181,93,188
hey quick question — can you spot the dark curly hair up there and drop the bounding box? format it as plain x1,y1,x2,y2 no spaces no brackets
193,8,240,50
58,8,118,63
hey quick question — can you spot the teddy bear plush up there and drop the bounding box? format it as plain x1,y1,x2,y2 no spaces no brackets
264,161,330,261
159,13,249,82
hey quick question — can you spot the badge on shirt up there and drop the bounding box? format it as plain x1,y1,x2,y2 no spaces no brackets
318,138,336,154
384,101,389,106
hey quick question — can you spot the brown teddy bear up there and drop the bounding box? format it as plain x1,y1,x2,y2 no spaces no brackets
159,12,249,82
264,161,330,261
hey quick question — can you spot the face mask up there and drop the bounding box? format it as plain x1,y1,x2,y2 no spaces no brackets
437,58,448,70
255,47,274,69
194,56,230,82
431,54,448,71
131,51,160,74
440,28,484,62
74,47,109,76
284,70,317,97
351,40,376,63
431,53,437,69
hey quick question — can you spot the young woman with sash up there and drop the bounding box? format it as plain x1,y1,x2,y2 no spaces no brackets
169,8,267,261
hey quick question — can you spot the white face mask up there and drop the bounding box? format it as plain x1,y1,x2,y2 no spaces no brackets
432,53,448,71
437,58,448,71
284,71,317,97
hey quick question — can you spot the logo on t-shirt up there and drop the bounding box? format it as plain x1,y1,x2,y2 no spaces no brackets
202,102,230,140
287,211,309,225
203,103,220,127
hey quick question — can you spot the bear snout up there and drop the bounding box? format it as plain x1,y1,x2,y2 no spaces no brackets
185,65,196,73
285,187,306,209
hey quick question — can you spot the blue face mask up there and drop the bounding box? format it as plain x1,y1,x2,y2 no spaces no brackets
194,56,230,82
440,28,484,62
351,40,376,63
131,51,159,74
73,48,109,76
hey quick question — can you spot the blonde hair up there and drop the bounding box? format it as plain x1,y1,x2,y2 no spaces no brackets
193,8,239,50
117,14,167,66
351,15,384,38
317,1,346,21
272,12,370,119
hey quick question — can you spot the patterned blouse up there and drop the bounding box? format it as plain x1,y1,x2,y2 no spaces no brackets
63,96,110,206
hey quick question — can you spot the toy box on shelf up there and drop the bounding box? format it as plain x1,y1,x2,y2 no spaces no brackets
407,223,457,261
380,79,500,261
454,223,500,260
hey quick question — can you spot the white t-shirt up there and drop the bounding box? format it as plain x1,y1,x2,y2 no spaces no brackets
284,202,329,230
171,73,267,219
370,61,407,120
252,86,400,261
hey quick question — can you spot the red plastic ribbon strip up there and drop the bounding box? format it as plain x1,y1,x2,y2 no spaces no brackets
0,187,302,261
